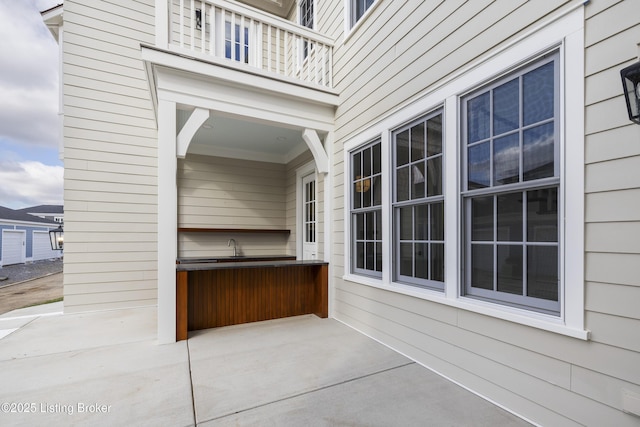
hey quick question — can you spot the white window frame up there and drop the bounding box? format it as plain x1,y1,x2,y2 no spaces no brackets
343,0,381,41
343,5,586,339
461,52,561,315
392,109,446,291
349,138,383,278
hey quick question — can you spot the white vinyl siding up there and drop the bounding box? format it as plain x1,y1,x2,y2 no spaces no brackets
63,0,158,312
177,155,290,258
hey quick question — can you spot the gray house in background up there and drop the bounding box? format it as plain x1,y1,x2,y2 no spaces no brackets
16,205,64,225
0,206,63,267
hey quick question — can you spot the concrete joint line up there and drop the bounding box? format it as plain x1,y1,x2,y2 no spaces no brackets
202,361,416,424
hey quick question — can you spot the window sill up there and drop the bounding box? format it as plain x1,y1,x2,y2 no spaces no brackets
341,274,590,341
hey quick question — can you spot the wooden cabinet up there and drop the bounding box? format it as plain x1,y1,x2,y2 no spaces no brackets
176,262,328,341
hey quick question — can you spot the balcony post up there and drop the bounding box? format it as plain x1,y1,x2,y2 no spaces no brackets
155,0,169,49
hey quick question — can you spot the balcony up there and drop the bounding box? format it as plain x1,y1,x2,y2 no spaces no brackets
158,0,334,89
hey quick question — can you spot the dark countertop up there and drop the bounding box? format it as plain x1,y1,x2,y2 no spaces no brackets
176,259,328,271
176,255,295,264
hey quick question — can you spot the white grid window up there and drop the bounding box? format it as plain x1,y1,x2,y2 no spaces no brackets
393,110,445,290
351,139,382,276
462,51,560,315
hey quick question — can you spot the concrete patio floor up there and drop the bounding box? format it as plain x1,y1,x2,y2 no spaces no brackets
0,305,532,426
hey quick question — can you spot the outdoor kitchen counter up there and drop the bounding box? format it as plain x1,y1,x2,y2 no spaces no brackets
175,259,328,341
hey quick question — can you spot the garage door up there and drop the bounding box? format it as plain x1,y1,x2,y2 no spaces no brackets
33,231,59,261
1,230,26,266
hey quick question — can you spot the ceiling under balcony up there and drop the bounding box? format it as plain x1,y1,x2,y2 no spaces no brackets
236,0,296,18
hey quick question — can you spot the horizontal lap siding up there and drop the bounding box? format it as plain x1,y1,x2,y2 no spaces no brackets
585,4,640,411
63,0,158,312
329,0,640,425
178,155,290,257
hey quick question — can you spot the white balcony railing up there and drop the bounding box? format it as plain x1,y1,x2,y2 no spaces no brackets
168,0,333,88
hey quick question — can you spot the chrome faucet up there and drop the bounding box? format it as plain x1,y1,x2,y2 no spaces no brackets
227,238,237,257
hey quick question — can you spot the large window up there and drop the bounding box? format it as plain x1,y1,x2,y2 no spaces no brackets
394,111,444,289
462,52,560,314
351,140,382,276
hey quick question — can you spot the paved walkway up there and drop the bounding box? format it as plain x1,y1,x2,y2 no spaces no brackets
0,307,531,426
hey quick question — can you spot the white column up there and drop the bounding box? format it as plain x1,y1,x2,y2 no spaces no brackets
157,99,177,344
323,131,333,317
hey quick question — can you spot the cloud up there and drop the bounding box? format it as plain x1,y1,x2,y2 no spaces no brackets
0,160,63,209
0,0,60,150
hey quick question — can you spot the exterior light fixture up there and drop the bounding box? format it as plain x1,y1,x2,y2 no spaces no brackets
49,225,64,251
620,60,640,124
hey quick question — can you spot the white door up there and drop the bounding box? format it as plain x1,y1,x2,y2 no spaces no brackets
33,231,59,261
302,173,317,260
2,230,26,266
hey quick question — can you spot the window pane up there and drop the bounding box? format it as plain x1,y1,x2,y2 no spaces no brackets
494,133,520,185
375,210,382,240
353,152,361,180
373,142,381,174
493,78,519,135
523,122,554,181
373,176,382,206
365,211,374,240
527,188,558,242
427,156,442,196
472,196,494,241
411,123,425,161
400,242,413,277
415,204,428,240
411,162,425,200
497,192,523,241
471,244,493,290
376,242,382,272
362,180,372,208
527,246,558,301
431,202,444,241
431,243,444,282
397,166,409,202
468,142,490,189
496,245,523,295
396,129,410,166
356,242,364,269
415,242,428,279
362,147,372,176
427,115,442,156
355,213,364,240
366,242,374,270
399,206,412,240
353,182,361,209
467,93,490,143
523,61,554,125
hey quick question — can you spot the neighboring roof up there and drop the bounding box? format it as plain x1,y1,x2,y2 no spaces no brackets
0,206,58,225
17,205,64,215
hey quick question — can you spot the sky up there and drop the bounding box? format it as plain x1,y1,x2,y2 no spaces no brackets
0,0,63,210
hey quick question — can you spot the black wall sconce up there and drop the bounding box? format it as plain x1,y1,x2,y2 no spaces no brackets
49,225,64,251
620,60,640,124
